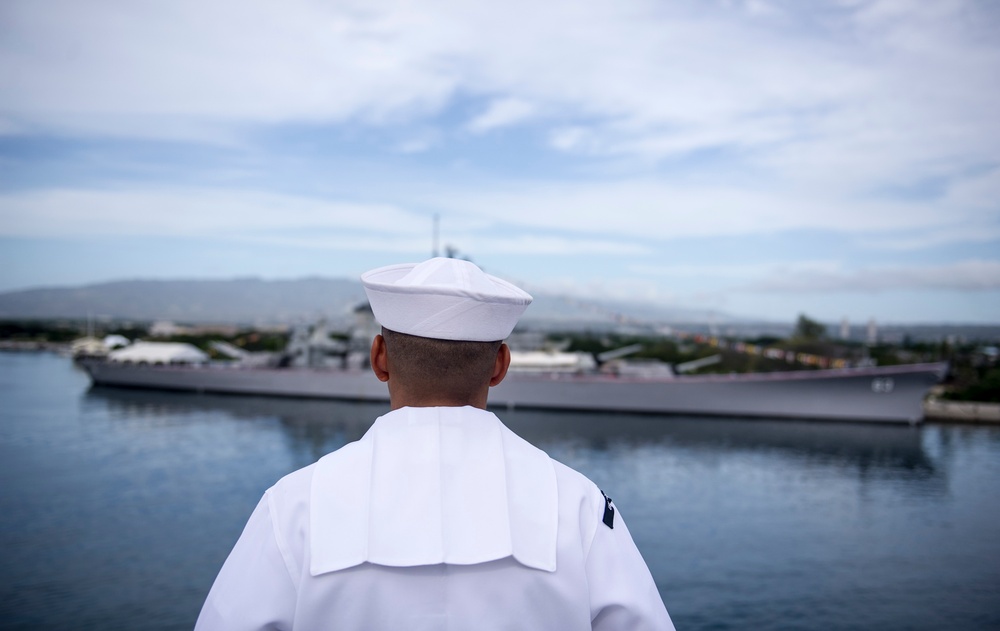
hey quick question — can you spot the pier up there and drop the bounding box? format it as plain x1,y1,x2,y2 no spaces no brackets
924,398,1000,423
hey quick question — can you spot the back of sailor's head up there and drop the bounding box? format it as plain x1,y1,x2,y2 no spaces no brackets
362,258,532,397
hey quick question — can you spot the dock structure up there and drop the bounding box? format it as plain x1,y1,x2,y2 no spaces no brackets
924,398,1000,423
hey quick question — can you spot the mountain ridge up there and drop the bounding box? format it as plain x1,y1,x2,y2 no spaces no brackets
0,277,725,327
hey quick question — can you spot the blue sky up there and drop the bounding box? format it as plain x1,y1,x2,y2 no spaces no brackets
1,0,998,324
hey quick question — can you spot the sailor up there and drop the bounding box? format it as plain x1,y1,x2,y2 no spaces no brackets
195,257,675,631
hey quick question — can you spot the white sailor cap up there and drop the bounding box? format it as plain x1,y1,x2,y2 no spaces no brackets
361,257,533,342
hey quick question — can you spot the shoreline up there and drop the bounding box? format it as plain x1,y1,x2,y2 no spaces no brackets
924,398,1000,424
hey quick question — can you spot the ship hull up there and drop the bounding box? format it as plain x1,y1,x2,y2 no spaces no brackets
492,364,946,423
81,361,947,424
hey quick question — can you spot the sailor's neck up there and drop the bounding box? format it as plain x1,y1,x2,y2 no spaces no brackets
389,397,488,411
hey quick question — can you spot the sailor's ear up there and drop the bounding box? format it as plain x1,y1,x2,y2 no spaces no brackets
370,334,390,382
489,343,511,387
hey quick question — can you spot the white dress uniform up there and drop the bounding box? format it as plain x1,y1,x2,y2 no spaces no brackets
196,258,675,630
194,406,675,630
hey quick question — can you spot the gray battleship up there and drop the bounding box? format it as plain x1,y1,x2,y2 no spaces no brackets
81,318,947,424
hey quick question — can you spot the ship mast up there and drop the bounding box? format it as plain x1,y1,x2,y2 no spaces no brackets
432,213,440,258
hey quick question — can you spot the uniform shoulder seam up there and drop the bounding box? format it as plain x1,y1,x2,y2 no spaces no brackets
265,488,300,590
549,460,604,561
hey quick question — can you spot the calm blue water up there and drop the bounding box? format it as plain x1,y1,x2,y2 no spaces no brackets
1,351,999,630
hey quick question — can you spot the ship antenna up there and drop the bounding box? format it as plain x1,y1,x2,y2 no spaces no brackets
432,213,440,258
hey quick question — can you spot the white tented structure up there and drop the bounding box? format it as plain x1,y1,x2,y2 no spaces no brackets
108,342,208,365
507,350,597,373
103,334,131,350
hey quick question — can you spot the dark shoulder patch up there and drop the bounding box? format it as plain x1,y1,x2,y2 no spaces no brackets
600,490,615,529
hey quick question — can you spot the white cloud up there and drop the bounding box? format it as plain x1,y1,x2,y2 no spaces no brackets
4,168,990,258
228,233,435,254
394,129,441,153
628,257,1000,295
743,0,781,17
741,260,1000,293
1,0,997,231
4,0,997,174
8,174,938,266
549,127,596,153
0,0,459,133
467,234,648,255
429,177,962,242
396,139,433,153
0,188,428,238
526,275,681,306
233,230,647,259
0,187,651,259
467,98,536,133
1,0,998,320
631,260,843,280
941,167,1000,212
857,226,1000,251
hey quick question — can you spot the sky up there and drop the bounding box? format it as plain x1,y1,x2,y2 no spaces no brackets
1,0,999,324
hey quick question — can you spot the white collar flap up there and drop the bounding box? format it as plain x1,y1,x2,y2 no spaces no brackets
310,406,557,576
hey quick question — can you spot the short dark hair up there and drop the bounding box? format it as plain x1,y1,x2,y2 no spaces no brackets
381,328,502,400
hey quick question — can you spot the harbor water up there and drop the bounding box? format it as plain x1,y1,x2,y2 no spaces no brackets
1,351,999,630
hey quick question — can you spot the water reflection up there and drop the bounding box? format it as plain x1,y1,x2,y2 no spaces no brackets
7,363,988,631
85,386,389,467
85,385,940,485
